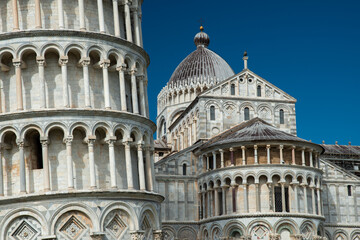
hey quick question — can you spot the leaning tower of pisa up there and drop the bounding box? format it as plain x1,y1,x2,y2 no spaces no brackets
0,1,163,239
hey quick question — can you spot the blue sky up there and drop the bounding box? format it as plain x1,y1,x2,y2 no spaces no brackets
141,0,360,145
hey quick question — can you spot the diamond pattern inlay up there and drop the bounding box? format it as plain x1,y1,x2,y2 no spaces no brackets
11,221,38,240
106,214,127,238
60,216,86,239
252,226,269,239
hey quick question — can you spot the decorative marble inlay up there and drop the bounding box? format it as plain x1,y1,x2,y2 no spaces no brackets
301,225,313,240
60,216,86,239
252,225,269,240
106,214,127,238
11,221,38,240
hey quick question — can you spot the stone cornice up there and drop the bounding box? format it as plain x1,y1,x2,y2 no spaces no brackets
0,29,150,66
0,189,164,205
198,213,325,224
0,108,156,132
323,223,360,228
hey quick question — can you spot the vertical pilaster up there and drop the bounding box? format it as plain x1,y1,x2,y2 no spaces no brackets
243,183,248,213
255,183,260,212
311,185,316,214
145,147,153,191
0,145,3,196
214,187,219,216
317,187,322,215
302,183,308,213
293,182,299,212
281,182,286,212
222,186,227,215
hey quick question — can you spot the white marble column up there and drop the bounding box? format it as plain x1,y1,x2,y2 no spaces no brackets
214,187,219,216
281,182,286,212
145,146,153,191
101,60,111,109
97,0,105,33
124,141,134,189
280,145,284,164
222,186,227,215
212,152,217,170
36,57,46,108
219,149,224,168
107,138,117,188
138,8,144,47
255,183,260,212
132,8,141,45
87,138,96,189
254,145,258,164
13,60,23,110
12,0,20,31
317,187,322,215
292,146,296,165
130,69,139,114
113,0,120,37
41,138,50,192
124,0,133,42
117,64,127,111
301,149,305,166
293,182,299,212
201,192,205,218
309,150,313,167
18,141,26,193
311,185,316,214
266,145,271,164
35,0,42,29
59,56,69,108
137,144,146,190
58,0,64,29
78,0,86,30
0,145,3,196
80,58,91,108
138,76,147,116
64,137,74,189
243,183,248,213
302,183,308,213
241,146,246,165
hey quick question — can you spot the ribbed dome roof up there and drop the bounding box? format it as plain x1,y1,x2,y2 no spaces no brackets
168,27,234,87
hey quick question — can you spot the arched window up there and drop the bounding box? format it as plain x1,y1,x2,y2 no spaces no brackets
230,84,235,95
183,163,187,175
244,107,250,121
280,109,285,124
257,85,262,97
210,106,215,120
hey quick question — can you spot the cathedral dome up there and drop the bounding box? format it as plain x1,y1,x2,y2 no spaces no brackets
168,27,234,87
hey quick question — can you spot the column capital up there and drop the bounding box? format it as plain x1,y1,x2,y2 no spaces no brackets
137,143,144,151
12,59,22,68
254,145,258,150
86,136,96,145
36,56,46,66
100,59,110,69
58,56,69,66
116,63,127,72
80,57,91,66
266,144,271,149
17,140,24,148
63,137,73,145
279,144,284,149
291,145,296,149
137,75,145,81
241,146,246,150
40,138,49,146
153,230,163,240
219,149,224,153
229,147,234,152
106,136,117,146
129,68,137,75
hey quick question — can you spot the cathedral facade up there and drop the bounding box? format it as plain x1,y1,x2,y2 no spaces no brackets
0,1,163,239
154,28,360,240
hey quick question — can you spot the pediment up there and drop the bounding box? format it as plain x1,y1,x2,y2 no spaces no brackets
200,69,296,102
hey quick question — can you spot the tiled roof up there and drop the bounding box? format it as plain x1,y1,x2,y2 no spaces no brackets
200,118,315,150
321,144,360,156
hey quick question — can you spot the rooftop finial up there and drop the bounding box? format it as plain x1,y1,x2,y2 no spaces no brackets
243,51,249,69
200,25,204,32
